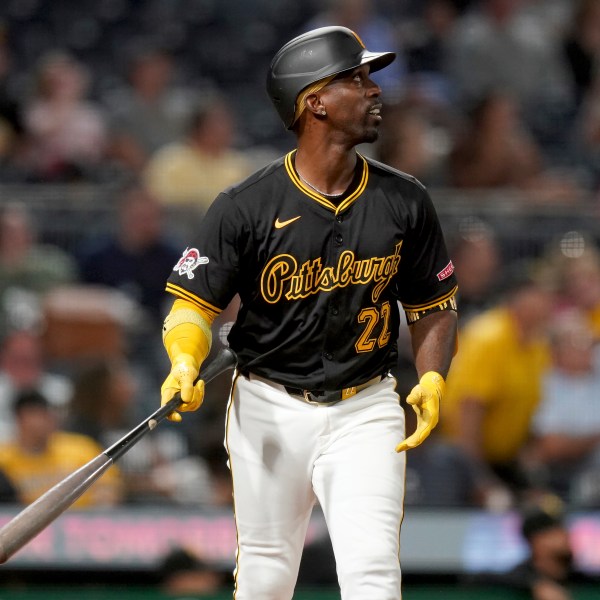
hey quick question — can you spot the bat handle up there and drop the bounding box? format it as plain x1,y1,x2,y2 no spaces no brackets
105,347,237,462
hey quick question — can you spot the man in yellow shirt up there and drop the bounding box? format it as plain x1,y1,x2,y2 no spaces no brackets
0,389,123,508
442,265,554,504
144,95,254,213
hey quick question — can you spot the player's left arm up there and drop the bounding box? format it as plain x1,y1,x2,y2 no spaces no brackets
392,180,458,451
395,309,457,452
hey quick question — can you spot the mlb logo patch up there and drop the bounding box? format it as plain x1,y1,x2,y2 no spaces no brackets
437,261,454,281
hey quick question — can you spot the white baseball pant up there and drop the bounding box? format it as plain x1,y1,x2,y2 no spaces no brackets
225,371,406,599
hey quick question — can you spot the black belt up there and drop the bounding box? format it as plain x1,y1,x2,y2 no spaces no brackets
239,370,384,405
284,375,384,404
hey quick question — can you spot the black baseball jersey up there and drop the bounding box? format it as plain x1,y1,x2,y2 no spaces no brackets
166,150,457,391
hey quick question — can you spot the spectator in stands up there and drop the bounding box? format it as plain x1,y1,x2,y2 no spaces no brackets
376,98,455,186
76,184,182,389
563,0,600,109
157,547,228,595
0,328,72,443
548,239,600,341
20,51,108,181
302,0,406,102
573,77,600,190
449,91,541,188
64,357,213,506
64,357,138,443
0,25,26,182
501,503,596,599
441,261,555,508
0,202,78,362
402,0,465,106
77,184,180,327
104,45,205,175
144,94,253,211
551,1,600,188
0,203,77,295
445,0,573,153
448,91,581,202
449,219,502,326
526,309,600,503
0,389,123,507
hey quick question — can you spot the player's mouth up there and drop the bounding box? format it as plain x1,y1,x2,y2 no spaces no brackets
368,103,382,121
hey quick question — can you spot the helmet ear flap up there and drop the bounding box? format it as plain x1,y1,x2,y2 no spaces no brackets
266,26,395,129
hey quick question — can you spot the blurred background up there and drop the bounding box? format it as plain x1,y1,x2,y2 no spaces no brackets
0,0,600,598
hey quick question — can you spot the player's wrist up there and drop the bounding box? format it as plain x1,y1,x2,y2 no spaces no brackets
163,303,213,366
419,371,445,399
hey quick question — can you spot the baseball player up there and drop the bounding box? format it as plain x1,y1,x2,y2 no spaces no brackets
160,26,458,599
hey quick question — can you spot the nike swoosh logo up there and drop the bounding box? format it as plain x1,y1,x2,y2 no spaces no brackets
274,216,302,229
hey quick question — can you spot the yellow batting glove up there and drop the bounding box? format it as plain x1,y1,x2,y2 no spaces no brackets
395,371,444,453
160,353,205,423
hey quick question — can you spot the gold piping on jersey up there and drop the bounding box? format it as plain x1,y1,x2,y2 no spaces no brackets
261,242,403,304
402,285,458,311
404,286,458,324
284,150,368,214
165,282,222,319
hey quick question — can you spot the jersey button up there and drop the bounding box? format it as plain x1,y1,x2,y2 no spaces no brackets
336,215,343,223
331,307,339,315
334,234,343,245
323,352,333,361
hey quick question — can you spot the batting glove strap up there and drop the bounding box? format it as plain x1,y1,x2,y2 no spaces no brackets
413,371,445,405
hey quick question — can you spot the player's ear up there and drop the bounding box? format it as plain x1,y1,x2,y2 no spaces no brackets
305,94,327,118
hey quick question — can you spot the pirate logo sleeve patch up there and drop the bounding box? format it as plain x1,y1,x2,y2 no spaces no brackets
173,247,209,279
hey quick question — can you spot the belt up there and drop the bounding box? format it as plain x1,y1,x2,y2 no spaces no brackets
283,375,383,405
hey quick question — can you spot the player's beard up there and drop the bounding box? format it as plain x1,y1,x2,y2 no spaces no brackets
358,106,383,144
362,125,379,144
333,105,382,147
345,115,380,146
356,119,380,145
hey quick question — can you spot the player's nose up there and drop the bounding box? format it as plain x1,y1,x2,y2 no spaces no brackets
366,77,381,97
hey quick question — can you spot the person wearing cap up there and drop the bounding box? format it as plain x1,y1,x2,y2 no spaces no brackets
501,505,598,600
158,26,458,598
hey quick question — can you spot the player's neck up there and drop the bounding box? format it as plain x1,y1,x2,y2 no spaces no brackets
294,144,357,197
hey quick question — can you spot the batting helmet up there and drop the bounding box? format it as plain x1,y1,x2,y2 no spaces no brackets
267,26,396,129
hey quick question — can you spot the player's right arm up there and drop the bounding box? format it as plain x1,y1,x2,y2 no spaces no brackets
160,191,244,421
160,298,217,422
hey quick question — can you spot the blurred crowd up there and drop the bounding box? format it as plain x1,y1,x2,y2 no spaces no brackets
0,0,600,523
0,0,599,197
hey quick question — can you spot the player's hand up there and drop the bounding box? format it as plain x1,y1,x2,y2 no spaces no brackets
395,371,444,453
160,353,205,422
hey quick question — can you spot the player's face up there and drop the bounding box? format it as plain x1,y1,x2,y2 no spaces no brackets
320,64,383,144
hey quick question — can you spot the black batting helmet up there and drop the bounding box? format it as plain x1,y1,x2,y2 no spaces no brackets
267,26,396,129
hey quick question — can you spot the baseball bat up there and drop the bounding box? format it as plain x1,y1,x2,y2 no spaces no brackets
0,346,237,564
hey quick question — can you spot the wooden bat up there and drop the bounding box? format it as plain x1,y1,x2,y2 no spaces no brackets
0,346,237,564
